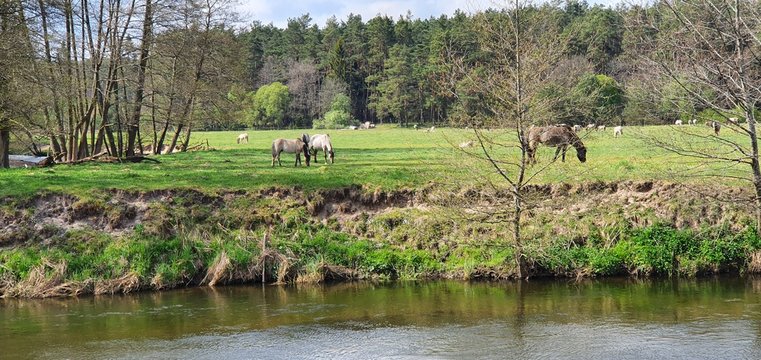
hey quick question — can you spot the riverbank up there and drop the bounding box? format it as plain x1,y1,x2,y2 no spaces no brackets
2,180,761,298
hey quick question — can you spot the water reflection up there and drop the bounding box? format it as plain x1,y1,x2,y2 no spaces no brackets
2,277,761,359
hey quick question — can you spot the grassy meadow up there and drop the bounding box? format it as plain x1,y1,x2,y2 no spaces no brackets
3,124,761,296
0,124,752,198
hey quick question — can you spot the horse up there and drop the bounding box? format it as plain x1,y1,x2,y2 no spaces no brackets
308,134,334,164
613,126,623,137
706,121,721,135
526,125,587,164
271,138,310,167
237,133,248,144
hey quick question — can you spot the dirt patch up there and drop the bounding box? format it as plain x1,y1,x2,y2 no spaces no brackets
0,181,754,248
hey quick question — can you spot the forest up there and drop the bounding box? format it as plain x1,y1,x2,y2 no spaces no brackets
0,0,758,163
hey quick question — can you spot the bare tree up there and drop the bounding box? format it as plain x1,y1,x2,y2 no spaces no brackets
629,0,761,235
286,59,321,126
126,0,154,157
0,0,33,168
445,1,568,278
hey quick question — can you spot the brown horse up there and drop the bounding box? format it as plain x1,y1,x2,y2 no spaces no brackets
526,125,587,164
272,138,310,167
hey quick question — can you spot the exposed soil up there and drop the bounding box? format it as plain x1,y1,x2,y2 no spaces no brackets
0,180,754,248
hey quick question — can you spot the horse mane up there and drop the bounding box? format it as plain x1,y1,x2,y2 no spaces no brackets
567,127,585,149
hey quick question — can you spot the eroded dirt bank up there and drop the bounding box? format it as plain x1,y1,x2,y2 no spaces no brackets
1,181,760,298
0,180,752,247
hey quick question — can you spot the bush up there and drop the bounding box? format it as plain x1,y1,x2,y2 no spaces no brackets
313,110,354,129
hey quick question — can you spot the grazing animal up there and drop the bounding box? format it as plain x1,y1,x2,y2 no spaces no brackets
426,126,436,133
597,125,606,131
572,125,582,132
348,125,358,130
369,123,376,128
459,140,474,149
728,117,739,125
690,119,698,125
301,133,311,145
526,125,587,164
271,138,310,167
707,121,721,135
675,119,683,125
308,134,335,164
237,133,248,144
413,124,418,130
360,121,372,129
613,126,623,137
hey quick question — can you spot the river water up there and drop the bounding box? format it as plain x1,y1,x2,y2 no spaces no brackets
2,278,761,359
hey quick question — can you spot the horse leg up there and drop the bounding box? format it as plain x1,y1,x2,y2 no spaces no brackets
323,148,328,164
278,151,282,166
527,142,536,164
561,145,567,162
271,154,275,167
295,153,300,167
553,147,562,161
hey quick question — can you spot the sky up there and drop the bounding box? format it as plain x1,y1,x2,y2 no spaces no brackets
234,0,623,29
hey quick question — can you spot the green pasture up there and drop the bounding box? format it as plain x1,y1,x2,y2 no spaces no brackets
0,125,752,198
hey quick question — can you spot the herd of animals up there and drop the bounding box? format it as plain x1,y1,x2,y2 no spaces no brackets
236,132,335,167
234,118,737,167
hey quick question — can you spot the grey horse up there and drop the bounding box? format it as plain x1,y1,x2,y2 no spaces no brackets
272,138,310,167
526,125,587,164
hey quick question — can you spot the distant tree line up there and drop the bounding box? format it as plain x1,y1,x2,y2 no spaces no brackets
1,0,757,164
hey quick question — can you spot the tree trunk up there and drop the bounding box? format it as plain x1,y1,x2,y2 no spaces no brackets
746,107,761,237
126,0,152,157
0,128,9,168
512,188,525,278
167,123,183,154
181,124,192,152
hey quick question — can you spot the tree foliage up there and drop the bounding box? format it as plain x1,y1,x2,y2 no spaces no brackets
248,82,290,128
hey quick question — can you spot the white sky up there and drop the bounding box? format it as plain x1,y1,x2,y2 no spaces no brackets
234,0,624,29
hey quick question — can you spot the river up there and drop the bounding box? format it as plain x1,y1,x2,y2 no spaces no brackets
2,278,761,359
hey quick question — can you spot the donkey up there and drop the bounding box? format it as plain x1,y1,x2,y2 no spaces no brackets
272,138,310,167
526,125,587,164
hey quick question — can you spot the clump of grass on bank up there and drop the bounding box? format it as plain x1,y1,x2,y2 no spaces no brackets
3,211,761,298
531,224,761,277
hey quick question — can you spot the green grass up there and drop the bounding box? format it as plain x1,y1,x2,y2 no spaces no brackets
0,124,753,197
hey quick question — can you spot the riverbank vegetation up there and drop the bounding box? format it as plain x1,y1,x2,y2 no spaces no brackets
2,180,761,297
